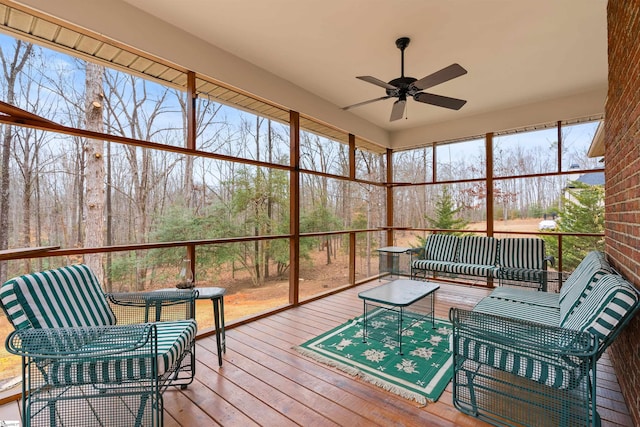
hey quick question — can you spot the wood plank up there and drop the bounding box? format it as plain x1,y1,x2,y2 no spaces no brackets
192,355,298,427
197,344,334,426
218,334,375,425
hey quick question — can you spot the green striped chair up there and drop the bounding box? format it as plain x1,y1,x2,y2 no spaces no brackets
0,264,197,427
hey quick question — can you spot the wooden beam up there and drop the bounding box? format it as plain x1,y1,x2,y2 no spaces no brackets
289,111,300,305
486,133,494,237
386,148,393,246
349,134,356,285
187,71,196,150
557,120,562,173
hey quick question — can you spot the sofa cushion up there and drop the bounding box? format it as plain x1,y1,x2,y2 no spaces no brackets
411,259,451,273
457,236,499,265
1,264,116,330
499,238,546,269
473,297,560,327
447,263,498,278
558,251,613,324
48,319,197,386
561,274,638,343
424,234,459,262
489,287,560,308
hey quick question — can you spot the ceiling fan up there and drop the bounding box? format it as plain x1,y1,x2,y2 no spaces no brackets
343,37,468,121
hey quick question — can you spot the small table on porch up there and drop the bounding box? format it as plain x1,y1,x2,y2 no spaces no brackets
358,279,439,355
376,246,413,278
155,287,226,366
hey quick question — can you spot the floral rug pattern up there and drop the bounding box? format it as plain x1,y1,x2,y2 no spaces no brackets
295,310,453,404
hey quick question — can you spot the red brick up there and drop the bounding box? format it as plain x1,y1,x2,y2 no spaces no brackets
606,0,640,424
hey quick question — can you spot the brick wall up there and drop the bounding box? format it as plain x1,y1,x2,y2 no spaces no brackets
605,0,640,424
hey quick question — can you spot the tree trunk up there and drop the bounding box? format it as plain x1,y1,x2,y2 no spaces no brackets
105,142,113,292
0,124,13,282
84,62,105,283
185,155,194,209
21,139,32,272
0,40,33,283
75,138,84,245
35,145,42,271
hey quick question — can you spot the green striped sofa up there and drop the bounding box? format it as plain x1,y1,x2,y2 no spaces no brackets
0,264,197,427
450,251,640,427
411,234,552,290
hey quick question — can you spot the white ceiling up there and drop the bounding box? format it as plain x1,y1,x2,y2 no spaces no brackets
17,0,608,150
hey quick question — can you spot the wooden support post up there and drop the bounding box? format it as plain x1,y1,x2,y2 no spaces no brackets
289,111,300,305
349,135,356,285
386,148,394,247
186,71,196,150
486,133,494,238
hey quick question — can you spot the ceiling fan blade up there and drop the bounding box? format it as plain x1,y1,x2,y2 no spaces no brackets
390,99,406,121
414,92,467,110
342,95,392,110
412,63,467,91
356,76,398,90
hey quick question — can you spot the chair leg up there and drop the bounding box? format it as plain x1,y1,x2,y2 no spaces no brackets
213,299,222,366
464,369,479,416
135,393,150,427
48,400,57,427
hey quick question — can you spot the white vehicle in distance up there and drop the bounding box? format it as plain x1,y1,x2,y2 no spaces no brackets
538,219,557,230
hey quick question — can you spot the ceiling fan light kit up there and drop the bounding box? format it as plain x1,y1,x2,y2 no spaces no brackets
343,37,468,121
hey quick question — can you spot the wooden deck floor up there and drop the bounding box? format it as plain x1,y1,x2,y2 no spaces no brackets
1,281,634,426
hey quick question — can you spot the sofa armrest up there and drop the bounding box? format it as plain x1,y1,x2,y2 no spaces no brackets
544,255,555,268
450,307,597,358
107,290,196,306
6,324,154,359
107,290,196,322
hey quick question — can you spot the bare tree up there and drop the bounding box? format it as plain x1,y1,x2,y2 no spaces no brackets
103,73,185,289
0,39,33,282
13,59,56,272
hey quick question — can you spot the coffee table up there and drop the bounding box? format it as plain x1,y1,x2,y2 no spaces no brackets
358,279,439,355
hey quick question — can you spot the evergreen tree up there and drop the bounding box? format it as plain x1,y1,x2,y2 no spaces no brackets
542,181,604,270
414,187,468,251
425,187,469,232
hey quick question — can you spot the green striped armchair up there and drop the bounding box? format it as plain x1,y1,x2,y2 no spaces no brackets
0,264,197,427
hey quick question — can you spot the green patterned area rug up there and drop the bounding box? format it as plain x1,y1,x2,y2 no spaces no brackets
294,311,453,405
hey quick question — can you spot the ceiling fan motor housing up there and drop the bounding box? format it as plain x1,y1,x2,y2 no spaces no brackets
386,76,418,97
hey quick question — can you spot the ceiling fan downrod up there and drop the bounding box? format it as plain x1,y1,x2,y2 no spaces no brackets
396,37,410,78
